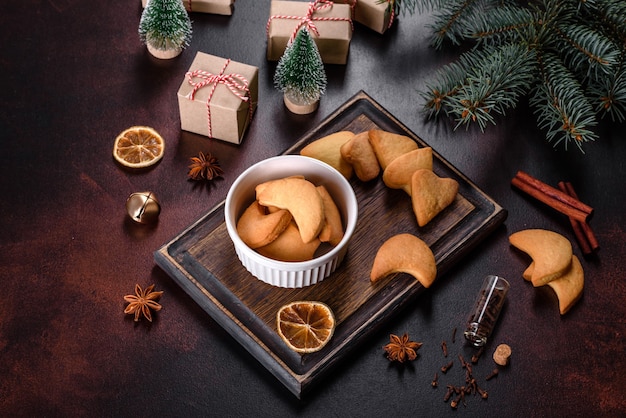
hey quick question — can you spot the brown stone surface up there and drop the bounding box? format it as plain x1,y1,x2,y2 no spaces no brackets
1,1,625,416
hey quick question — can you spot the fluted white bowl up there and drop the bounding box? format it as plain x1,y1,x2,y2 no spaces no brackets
224,155,358,288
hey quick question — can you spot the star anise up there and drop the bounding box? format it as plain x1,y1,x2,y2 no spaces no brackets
383,333,423,363
123,284,163,322
187,151,224,181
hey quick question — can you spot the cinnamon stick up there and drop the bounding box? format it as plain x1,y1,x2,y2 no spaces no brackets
558,181,599,253
557,182,592,254
511,171,593,223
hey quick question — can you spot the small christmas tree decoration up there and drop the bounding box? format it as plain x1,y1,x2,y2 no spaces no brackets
139,0,192,59
274,28,327,115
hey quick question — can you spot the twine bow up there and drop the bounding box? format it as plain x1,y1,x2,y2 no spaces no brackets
185,59,252,139
266,0,353,44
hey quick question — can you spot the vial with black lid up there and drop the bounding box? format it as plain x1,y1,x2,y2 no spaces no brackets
464,275,510,347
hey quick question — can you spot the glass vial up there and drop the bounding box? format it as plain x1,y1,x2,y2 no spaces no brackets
464,275,510,347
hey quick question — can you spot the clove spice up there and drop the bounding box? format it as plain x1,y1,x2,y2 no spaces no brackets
433,327,500,410
477,387,489,399
441,361,454,374
459,354,469,369
471,346,485,364
485,368,499,380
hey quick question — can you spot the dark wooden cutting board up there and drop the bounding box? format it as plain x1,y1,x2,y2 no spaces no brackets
154,91,507,398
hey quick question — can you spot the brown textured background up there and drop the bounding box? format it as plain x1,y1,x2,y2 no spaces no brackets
1,0,625,416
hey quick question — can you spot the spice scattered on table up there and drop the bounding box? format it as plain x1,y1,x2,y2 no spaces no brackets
383,333,423,363
511,171,599,254
431,372,439,387
187,151,224,181
471,345,484,364
123,284,163,322
557,181,599,254
440,360,453,373
485,368,499,380
430,327,503,410
511,170,593,222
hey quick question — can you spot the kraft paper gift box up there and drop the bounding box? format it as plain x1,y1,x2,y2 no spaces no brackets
267,0,353,65
141,0,235,15
335,0,393,34
177,52,258,144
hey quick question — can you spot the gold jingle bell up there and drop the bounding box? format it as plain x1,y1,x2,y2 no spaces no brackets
126,192,161,224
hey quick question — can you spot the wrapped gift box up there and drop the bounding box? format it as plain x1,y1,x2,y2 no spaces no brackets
142,0,234,15
335,0,393,34
267,0,353,65
177,52,258,144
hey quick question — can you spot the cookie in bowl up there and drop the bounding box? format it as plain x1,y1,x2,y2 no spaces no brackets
224,155,358,288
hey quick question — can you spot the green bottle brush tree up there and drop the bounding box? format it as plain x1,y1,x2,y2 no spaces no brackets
139,0,192,59
391,0,626,152
274,28,328,115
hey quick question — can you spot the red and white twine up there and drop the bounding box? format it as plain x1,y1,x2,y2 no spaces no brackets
266,0,353,44
185,59,252,139
384,0,396,30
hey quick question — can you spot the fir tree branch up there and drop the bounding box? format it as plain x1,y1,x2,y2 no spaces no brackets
422,43,536,130
467,4,535,46
394,0,446,15
408,0,625,151
531,52,598,151
584,0,626,43
588,50,626,122
428,0,485,48
551,23,620,79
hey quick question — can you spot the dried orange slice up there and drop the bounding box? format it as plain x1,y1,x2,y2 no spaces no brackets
113,126,165,168
276,301,335,354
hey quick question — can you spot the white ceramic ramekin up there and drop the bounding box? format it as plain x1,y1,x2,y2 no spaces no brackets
224,155,358,288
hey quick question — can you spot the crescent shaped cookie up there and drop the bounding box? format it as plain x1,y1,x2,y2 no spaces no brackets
256,222,321,262
546,255,584,315
509,229,573,287
300,131,355,179
256,177,325,244
316,185,344,246
236,201,292,249
370,233,437,288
